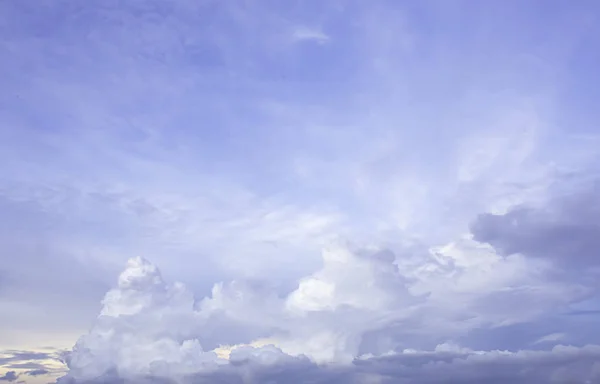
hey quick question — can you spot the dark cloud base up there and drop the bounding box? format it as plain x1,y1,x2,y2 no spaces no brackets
56,345,600,384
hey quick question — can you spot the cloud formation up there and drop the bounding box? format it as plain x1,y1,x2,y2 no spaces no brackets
59,247,600,383
1,0,600,383
0,349,66,384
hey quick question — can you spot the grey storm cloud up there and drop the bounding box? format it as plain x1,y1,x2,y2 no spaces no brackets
471,179,600,267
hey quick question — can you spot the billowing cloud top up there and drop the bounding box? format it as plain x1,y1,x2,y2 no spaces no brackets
59,245,600,383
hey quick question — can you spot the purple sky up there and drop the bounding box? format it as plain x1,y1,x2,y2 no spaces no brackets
1,1,600,383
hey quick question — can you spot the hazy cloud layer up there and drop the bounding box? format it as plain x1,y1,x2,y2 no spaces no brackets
0,349,66,384
57,345,600,384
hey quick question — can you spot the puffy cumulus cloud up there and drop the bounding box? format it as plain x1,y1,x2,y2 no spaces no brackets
286,244,409,313
277,243,422,363
276,238,579,360
58,232,598,383
64,258,223,382
63,246,415,381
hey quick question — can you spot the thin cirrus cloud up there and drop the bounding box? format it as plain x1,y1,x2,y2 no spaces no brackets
1,0,600,383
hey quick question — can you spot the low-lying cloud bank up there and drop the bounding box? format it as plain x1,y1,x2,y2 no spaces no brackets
58,340,600,384
56,249,600,384
0,349,67,383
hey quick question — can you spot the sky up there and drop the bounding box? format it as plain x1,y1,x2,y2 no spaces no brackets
1,0,600,383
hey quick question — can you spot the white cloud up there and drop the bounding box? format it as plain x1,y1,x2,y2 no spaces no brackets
534,333,566,345
291,27,330,44
65,258,222,382
60,229,595,382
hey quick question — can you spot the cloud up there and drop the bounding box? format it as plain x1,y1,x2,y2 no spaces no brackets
534,333,566,345
471,177,600,269
0,352,52,366
0,372,17,382
63,258,222,382
59,250,600,383
291,27,330,44
64,251,416,381
352,345,600,384
7,364,47,371
59,344,600,384
25,370,48,377
0,348,68,384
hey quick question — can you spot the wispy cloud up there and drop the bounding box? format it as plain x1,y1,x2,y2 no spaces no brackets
291,27,330,44
534,332,566,345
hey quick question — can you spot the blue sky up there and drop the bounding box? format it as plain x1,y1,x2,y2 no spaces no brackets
1,1,600,383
